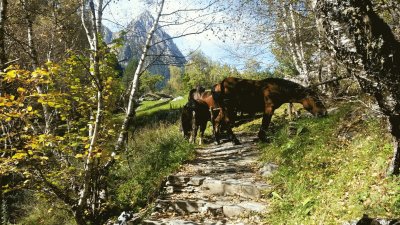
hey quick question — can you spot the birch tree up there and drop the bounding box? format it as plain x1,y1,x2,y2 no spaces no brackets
110,0,219,162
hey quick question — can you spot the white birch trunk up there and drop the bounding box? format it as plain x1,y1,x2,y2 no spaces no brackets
77,0,104,218
114,0,165,153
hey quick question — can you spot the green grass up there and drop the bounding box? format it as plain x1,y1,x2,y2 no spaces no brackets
113,97,188,128
136,97,187,117
110,122,195,211
252,103,400,224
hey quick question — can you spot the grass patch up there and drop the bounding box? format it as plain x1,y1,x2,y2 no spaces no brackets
113,97,188,129
255,103,400,224
110,122,195,210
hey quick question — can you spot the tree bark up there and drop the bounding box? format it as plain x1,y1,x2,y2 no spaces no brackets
281,2,309,84
114,0,165,153
0,0,7,70
77,0,105,223
315,0,400,175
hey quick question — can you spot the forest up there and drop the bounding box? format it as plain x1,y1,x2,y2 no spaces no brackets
1,0,400,224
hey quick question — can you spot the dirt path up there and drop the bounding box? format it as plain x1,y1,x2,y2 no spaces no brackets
142,133,273,225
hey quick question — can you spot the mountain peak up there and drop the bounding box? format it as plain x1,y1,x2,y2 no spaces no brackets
137,10,154,21
105,10,186,85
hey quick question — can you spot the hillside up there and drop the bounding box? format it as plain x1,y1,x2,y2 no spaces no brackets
233,101,400,224
130,100,400,224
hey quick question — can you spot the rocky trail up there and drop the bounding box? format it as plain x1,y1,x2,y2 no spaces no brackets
141,133,275,225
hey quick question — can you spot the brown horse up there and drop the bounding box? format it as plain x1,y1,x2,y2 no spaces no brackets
212,77,327,144
181,87,222,144
181,100,210,145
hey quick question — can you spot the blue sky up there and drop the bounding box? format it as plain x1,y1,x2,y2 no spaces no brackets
103,0,275,70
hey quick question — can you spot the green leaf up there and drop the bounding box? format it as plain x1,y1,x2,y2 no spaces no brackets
272,191,283,200
302,197,313,206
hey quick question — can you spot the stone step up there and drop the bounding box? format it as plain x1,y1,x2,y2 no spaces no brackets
142,218,237,225
164,176,270,199
154,199,267,218
142,219,200,225
140,134,269,225
201,178,270,199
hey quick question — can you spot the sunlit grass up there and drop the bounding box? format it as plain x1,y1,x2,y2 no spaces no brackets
251,103,400,224
111,123,195,211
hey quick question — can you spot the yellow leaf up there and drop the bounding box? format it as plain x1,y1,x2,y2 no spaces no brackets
5,70,17,79
17,87,26,93
27,106,33,111
81,137,89,141
84,144,90,149
12,152,27,159
75,153,83,158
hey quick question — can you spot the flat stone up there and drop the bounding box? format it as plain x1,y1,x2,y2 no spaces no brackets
237,202,267,212
187,176,205,186
167,176,190,186
202,179,225,195
240,183,261,199
201,202,223,216
156,200,206,214
142,219,199,225
259,163,278,178
222,205,246,217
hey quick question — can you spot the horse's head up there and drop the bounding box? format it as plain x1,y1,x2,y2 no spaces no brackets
181,104,193,139
302,89,327,117
188,86,206,102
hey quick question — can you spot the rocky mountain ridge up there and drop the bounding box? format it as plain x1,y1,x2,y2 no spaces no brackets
103,11,186,81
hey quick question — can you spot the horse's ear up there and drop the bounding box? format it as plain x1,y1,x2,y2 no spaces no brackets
196,86,205,93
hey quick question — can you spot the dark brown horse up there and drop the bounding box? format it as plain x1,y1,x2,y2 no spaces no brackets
181,87,222,144
212,77,327,144
181,100,210,145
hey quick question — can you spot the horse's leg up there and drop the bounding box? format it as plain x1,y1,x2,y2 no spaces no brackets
190,111,196,143
258,105,274,142
192,124,199,144
225,107,240,145
199,122,206,145
213,109,222,144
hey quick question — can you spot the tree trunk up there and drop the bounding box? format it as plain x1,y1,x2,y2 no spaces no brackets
0,0,7,100
77,0,105,222
0,0,7,70
21,0,52,133
315,0,400,175
282,2,309,84
114,0,165,153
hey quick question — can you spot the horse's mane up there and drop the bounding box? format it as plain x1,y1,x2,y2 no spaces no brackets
263,78,312,96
